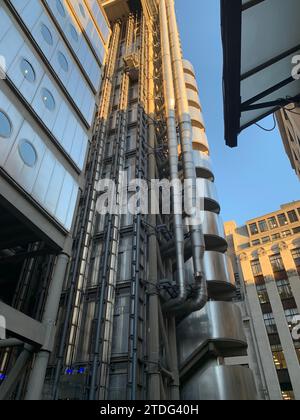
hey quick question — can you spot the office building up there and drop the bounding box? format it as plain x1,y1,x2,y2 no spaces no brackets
225,202,300,400
0,0,257,400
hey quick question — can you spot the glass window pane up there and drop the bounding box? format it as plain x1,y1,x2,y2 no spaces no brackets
41,24,53,46
18,140,37,167
70,24,79,42
0,111,12,138
268,217,278,230
20,59,35,82
278,213,288,226
270,254,284,272
56,0,66,17
57,51,69,72
259,220,268,232
41,88,56,111
288,210,298,223
249,223,259,235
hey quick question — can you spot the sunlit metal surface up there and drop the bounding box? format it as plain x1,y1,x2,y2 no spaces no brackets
181,363,258,400
177,301,247,367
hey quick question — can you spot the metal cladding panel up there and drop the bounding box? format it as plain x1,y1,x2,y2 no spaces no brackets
0,91,79,231
67,0,106,63
37,0,102,91
192,126,209,152
181,365,258,400
183,252,236,300
187,88,200,107
192,151,214,178
204,251,235,285
3,2,96,126
177,302,247,367
182,59,195,76
201,211,225,238
189,106,205,129
184,72,198,91
86,0,110,44
197,178,218,204
33,75,88,170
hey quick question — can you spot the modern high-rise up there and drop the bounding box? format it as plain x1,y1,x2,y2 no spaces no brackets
0,0,257,400
225,202,300,401
276,105,300,181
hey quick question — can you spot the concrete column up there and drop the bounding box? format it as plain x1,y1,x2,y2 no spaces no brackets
240,255,282,400
279,243,300,313
258,248,300,400
25,253,69,400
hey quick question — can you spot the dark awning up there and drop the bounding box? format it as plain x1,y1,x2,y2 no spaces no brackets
221,0,300,147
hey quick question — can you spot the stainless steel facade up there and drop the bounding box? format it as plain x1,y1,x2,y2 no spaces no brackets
0,0,257,400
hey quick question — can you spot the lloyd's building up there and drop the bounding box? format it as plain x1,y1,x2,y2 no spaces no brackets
0,0,257,400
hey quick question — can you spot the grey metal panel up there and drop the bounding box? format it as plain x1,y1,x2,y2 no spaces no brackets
1,9,93,159
192,150,214,178
86,0,110,44
0,302,47,347
203,251,235,286
0,91,79,230
184,252,236,300
111,293,130,355
0,91,24,166
184,72,198,91
181,364,258,400
182,59,195,76
201,211,225,238
177,302,247,367
43,0,102,90
31,74,88,169
67,0,106,63
197,178,218,203
189,106,205,128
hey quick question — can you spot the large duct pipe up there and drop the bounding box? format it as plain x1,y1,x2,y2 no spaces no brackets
25,253,69,400
159,0,186,311
166,0,207,312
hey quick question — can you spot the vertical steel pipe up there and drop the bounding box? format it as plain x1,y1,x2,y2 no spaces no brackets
25,253,69,400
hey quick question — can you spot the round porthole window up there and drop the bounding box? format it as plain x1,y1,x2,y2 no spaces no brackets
41,23,53,46
56,0,66,17
79,3,86,18
18,140,37,167
0,111,12,138
20,59,36,82
70,24,79,42
57,51,69,72
41,88,56,111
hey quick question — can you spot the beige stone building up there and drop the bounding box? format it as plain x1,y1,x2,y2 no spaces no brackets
276,105,300,180
225,201,300,400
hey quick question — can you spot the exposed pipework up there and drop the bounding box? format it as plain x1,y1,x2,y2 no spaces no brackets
25,253,69,400
89,16,134,400
163,0,207,313
159,0,186,311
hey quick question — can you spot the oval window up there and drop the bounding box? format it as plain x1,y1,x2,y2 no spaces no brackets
57,51,69,72
41,24,53,46
18,140,37,167
20,59,36,82
0,111,12,138
70,24,79,43
79,3,86,18
56,0,66,17
41,88,56,111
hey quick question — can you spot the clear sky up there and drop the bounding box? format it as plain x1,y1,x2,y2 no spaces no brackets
175,0,300,226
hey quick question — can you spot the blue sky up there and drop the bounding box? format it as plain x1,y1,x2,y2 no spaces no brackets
175,0,300,225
